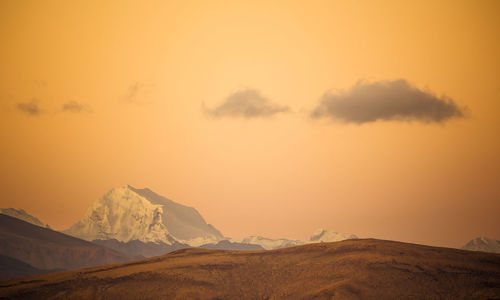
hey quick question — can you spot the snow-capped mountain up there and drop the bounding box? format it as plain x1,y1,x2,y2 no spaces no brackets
64,185,224,246
309,228,358,243
0,208,49,228
234,229,357,250
462,237,500,254
236,236,305,250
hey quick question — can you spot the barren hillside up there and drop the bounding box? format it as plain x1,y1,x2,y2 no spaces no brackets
1,239,499,299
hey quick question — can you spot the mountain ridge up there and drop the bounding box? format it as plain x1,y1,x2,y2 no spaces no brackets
2,239,499,299
0,214,139,272
0,208,49,228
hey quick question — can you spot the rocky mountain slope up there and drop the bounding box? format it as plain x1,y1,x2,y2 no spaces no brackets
64,185,223,246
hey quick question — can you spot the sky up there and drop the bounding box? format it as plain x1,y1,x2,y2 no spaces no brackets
1,0,499,248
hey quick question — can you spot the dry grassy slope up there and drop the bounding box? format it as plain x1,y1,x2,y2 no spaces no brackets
1,239,499,299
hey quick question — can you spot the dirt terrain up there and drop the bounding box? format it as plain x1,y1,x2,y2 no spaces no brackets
1,239,499,299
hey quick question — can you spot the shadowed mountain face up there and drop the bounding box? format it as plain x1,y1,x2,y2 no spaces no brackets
0,208,48,228
128,186,224,243
92,238,264,257
1,239,499,299
0,215,138,272
91,239,189,258
199,240,264,251
0,255,61,280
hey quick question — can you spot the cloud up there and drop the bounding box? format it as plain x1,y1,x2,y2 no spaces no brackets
311,79,466,124
62,101,92,113
204,88,290,118
124,82,141,102
123,82,155,103
16,99,41,116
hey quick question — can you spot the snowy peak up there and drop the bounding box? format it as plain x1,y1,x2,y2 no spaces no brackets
64,186,171,244
310,229,358,243
238,236,305,250
64,185,223,246
462,237,500,254
235,229,358,250
0,208,49,228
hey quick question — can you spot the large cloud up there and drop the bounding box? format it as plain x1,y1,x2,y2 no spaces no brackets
16,99,41,116
205,88,290,118
311,79,466,124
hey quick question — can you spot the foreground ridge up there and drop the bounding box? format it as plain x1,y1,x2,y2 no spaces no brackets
1,239,499,299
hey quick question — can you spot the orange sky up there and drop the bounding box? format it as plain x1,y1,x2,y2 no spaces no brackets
1,0,499,248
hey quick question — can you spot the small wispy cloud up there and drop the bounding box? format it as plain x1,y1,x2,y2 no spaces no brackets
62,101,92,113
123,82,155,103
311,79,466,124
16,99,41,116
204,88,290,119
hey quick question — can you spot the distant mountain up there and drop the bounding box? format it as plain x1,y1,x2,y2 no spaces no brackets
238,236,305,250
462,237,500,254
309,228,358,242
92,239,188,258
0,208,49,228
64,185,224,246
92,239,264,257
200,240,264,251
0,214,138,272
0,254,61,280
235,229,357,250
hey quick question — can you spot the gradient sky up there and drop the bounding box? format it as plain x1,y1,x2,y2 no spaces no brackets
1,0,499,248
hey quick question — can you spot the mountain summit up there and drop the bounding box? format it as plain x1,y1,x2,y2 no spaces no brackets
462,237,500,254
64,185,223,246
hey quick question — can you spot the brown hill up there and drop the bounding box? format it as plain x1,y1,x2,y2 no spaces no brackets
0,214,139,273
1,239,499,299
0,254,61,280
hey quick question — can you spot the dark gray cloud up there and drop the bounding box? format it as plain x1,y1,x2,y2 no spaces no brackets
16,99,41,116
62,101,92,113
311,79,466,124
204,88,290,118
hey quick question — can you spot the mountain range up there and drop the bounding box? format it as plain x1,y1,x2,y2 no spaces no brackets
1,184,497,281
61,185,359,256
